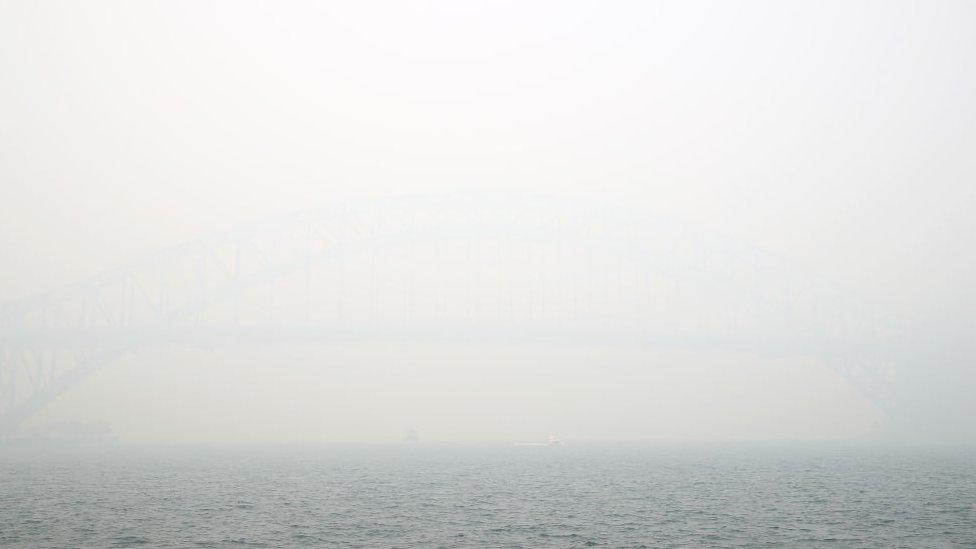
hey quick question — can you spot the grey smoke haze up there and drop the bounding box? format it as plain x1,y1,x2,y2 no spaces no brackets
1,0,974,444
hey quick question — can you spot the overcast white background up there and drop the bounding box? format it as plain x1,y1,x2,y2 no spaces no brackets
1,1,974,443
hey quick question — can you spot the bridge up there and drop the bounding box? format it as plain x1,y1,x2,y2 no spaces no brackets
0,194,906,437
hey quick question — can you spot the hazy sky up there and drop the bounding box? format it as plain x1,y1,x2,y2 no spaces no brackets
2,1,974,443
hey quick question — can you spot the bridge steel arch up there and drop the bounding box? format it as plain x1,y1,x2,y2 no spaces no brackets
0,194,904,437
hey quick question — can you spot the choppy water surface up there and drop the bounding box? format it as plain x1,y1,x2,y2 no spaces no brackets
1,444,974,548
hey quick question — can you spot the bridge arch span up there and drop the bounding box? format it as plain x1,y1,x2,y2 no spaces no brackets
0,193,900,436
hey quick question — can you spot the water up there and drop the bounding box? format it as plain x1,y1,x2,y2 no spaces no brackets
2,444,974,548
